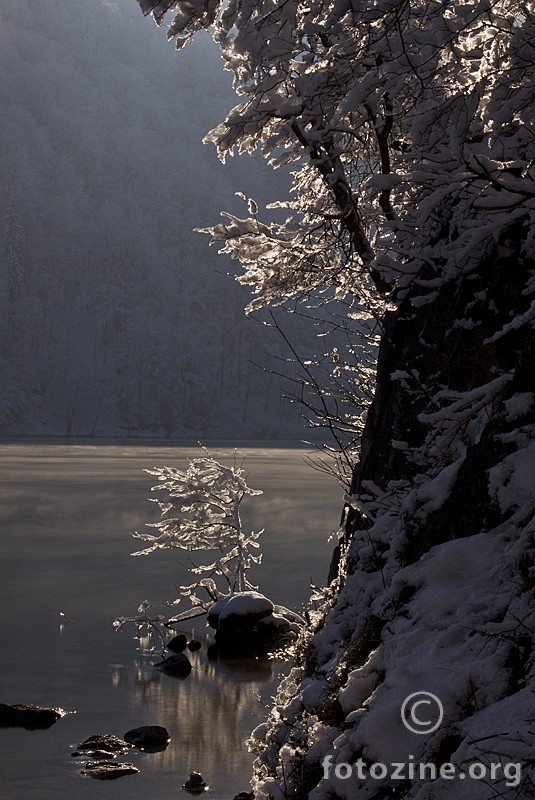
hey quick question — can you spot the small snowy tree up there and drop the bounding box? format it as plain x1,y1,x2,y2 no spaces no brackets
131,448,264,620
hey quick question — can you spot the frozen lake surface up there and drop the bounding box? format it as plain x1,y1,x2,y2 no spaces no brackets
0,442,340,800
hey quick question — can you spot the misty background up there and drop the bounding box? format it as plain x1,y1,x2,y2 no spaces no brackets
0,0,317,439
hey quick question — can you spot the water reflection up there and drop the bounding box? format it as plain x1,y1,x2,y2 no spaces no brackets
111,640,276,778
0,442,337,799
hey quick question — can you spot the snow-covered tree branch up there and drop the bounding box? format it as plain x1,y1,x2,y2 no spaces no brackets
138,0,534,309
131,448,264,615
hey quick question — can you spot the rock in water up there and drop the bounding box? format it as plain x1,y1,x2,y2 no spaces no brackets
207,591,273,633
82,760,139,780
167,633,188,652
207,592,300,656
154,653,192,677
0,703,66,729
72,734,132,758
184,770,208,793
124,725,170,750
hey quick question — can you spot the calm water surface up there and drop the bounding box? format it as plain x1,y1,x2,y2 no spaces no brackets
0,442,340,800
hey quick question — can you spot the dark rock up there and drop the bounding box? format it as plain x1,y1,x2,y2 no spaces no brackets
184,770,208,793
216,616,271,641
233,793,254,800
124,725,170,751
337,226,535,571
187,639,202,651
214,611,298,658
257,613,292,637
212,635,269,659
167,633,188,653
0,703,65,730
207,593,300,657
155,653,192,678
207,610,220,629
73,734,132,758
72,749,113,759
82,760,139,780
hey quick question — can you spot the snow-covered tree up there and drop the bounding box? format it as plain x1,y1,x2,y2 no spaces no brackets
131,448,264,618
137,0,534,456
136,2,535,798
137,0,532,303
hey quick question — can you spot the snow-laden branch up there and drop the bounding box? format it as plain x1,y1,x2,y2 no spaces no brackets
138,0,534,307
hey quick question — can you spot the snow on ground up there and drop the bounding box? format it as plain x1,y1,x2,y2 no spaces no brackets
210,591,274,624
251,417,535,799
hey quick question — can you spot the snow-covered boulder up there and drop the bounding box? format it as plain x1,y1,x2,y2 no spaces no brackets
207,592,301,655
207,591,274,634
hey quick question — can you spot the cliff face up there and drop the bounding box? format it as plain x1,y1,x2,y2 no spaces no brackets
352,220,535,558
251,225,535,799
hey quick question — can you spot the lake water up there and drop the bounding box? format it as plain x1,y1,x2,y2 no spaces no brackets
0,442,341,800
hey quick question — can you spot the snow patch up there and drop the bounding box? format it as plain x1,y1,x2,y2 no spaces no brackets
504,392,534,422
209,591,274,622
487,441,535,514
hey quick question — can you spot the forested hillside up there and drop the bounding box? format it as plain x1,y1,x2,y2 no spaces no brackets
0,0,310,438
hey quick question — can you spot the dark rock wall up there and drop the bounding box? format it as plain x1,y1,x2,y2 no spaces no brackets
343,220,535,567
